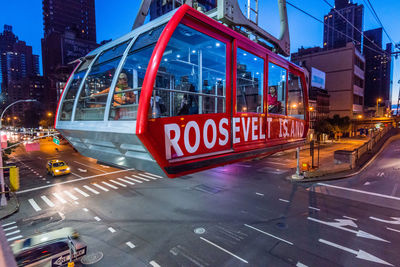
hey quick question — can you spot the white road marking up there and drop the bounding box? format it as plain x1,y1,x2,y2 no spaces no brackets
74,188,89,197
63,191,78,201
343,216,357,221
126,176,143,183
108,227,116,233
309,206,320,211
28,199,41,212
83,185,99,194
296,262,308,267
94,216,101,221
370,216,400,225
137,173,157,180
387,227,400,233
83,208,89,212
118,178,134,185
73,161,107,173
279,198,290,203
102,181,118,189
200,237,248,263
7,235,23,242
74,201,79,205
1,221,16,227
255,192,264,196
135,176,150,182
110,180,127,187
318,183,400,201
145,172,163,178
17,168,135,194
93,183,109,192
126,241,135,248
149,261,161,267
5,230,20,236
244,224,293,245
3,226,17,231
41,196,55,207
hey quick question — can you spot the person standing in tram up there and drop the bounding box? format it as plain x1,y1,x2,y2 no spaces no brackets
268,85,281,114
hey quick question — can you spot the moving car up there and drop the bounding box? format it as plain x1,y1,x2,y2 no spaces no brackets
11,227,86,267
46,160,71,176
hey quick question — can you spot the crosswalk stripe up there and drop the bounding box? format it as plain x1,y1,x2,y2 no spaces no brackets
145,172,163,178
1,221,16,227
53,193,67,204
3,226,17,231
126,176,143,183
135,176,150,182
110,180,127,187
83,185,99,194
28,199,41,212
74,188,89,197
7,235,23,242
5,230,20,236
102,181,118,189
93,183,109,192
117,178,134,185
137,173,157,180
41,196,55,207
63,191,78,201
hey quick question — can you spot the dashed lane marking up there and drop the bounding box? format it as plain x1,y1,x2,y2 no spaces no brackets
74,188,89,197
126,177,143,183
83,208,89,212
52,193,67,204
73,161,107,173
41,196,55,207
110,180,127,187
387,227,400,233
28,199,42,212
118,178,134,185
149,261,162,267
7,235,23,242
279,198,290,203
255,192,264,196
94,216,101,221
63,191,78,201
309,206,320,211
102,182,118,190
244,224,293,245
126,241,135,248
200,237,248,264
93,183,109,192
343,216,357,221
108,227,116,233
5,230,20,236
83,185,99,195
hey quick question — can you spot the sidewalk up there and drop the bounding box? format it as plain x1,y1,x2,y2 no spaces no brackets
0,192,19,220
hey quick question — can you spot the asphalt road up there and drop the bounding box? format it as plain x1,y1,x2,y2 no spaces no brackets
1,136,400,267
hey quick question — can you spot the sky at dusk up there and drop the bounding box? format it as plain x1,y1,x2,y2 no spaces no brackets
1,0,399,103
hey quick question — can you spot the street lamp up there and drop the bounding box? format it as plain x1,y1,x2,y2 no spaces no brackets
0,99,37,206
376,98,382,117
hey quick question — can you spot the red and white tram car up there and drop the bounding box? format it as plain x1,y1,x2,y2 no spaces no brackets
55,4,309,178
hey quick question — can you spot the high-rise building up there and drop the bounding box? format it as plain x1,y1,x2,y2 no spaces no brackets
363,28,392,111
41,0,98,113
150,0,216,21
323,0,363,51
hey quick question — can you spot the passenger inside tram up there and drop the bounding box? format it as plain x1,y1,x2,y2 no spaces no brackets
268,85,282,113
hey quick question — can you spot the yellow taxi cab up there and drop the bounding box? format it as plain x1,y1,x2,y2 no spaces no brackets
46,160,71,176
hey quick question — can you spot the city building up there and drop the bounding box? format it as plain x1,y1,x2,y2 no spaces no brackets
323,0,363,51
363,28,392,115
41,0,98,113
292,42,365,119
150,0,216,20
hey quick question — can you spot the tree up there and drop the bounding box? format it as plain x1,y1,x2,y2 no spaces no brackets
2,141,18,162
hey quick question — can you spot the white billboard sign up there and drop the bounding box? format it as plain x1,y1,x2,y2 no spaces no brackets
311,67,326,89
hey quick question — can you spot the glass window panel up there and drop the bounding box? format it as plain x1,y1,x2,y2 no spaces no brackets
151,23,226,118
236,48,264,113
268,63,287,115
75,57,122,121
130,24,165,52
95,40,130,66
59,70,87,121
288,73,305,119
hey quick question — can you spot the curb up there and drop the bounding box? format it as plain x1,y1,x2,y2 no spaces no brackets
288,129,399,183
0,192,20,220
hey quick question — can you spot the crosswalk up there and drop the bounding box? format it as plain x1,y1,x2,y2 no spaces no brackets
1,221,23,242
26,172,162,212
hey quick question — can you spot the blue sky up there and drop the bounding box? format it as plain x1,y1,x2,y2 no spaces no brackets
1,0,399,102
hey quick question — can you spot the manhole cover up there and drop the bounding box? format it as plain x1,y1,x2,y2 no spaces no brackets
194,228,206,234
81,252,103,265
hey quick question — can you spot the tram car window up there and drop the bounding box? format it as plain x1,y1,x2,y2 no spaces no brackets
268,62,287,115
287,72,305,119
236,48,264,113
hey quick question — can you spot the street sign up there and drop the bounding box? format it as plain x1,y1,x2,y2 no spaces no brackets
53,137,60,145
51,247,86,267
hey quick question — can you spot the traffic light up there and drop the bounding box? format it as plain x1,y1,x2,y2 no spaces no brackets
9,166,19,191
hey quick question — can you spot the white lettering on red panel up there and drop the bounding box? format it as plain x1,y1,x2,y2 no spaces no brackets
164,117,304,160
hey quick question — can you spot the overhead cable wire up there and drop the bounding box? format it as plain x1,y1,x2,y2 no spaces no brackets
286,1,388,57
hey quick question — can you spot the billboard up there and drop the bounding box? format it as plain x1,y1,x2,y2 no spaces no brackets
311,67,326,89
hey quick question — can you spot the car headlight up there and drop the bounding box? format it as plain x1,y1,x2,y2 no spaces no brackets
66,167,70,171
55,170,60,172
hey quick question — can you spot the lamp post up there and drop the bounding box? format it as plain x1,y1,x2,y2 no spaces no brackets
376,98,382,117
0,99,37,206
